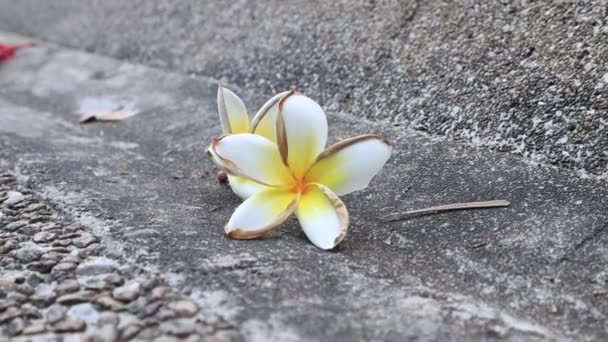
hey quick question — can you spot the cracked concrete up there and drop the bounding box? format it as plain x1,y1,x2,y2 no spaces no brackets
0,32,607,340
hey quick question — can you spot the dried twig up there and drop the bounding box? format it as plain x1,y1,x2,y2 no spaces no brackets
382,200,510,222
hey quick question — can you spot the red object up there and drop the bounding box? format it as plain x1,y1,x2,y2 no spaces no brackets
0,42,34,63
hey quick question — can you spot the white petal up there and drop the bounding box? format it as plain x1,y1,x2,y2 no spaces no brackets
250,91,290,143
217,86,249,134
226,188,298,239
228,174,268,200
305,135,392,196
295,184,349,250
207,134,294,186
277,92,328,179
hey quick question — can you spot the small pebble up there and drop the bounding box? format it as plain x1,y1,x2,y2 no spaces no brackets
52,318,86,333
73,233,98,248
11,248,43,262
33,231,57,243
160,319,195,337
22,322,46,335
4,191,25,205
56,279,80,295
46,304,67,324
8,317,25,335
168,300,198,317
121,323,144,340
112,281,141,302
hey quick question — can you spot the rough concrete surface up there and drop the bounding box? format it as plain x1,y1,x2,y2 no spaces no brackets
0,0,606,179
0,33,607,341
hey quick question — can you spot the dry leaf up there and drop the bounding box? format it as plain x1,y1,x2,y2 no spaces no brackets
79,109,138,124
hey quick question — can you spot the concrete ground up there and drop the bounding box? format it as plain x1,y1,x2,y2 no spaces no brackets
0,0,606,180
0,30,607,341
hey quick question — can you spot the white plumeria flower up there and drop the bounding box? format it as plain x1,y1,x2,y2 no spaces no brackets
216,86,289,199
208,91,392,250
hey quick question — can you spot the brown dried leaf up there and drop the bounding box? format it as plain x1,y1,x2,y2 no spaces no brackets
79,109,138,124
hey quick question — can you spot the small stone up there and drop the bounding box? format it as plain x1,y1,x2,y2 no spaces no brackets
95,296,125,311
32,284,57,306
97,311,119,326
0,299,16,311
52,318,86,333
10,248,43,262
126,297,147,315
60,232,81,239
67,303,99,325
141,277,160,291
28,259,58,273
49,246,70,254
3,220,26,232
4,191,25,205
14,275,25,284
140,301,162,318
27,273,44,288
112,281,141,302
22,322,46,335
73,233,98,248
16,283,34,295
8,317,25,335
7,292,28,303
103,273,124,287
154,335,181,342
160,319,195,337
57,290,96,305
156,308,176,320
52,239,72,247
53,262,77,273
167,300,198,317
28,215,49,224
149,286,169,301
0,307,21,323
84,324,118,342
136,327,161,339
21,303,41,319
56,279,80,295
46,304,67,324
0,239,19,254
121,323,144,340
33,231,57,243
42,251,64,261
76,257,117,276
0,278,16,292
24,203,47,213
62,254,82,264
83,277,111,291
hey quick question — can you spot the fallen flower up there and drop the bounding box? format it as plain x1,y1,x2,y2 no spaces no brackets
215,86,289,199
79,109,139,124
208,91,392,250
0,42,34,63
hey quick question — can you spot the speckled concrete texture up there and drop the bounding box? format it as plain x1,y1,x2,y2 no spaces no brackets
0,0,606,179
1,33,607,340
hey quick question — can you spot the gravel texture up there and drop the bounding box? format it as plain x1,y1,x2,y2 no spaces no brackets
0,0,606,179
0,171,241,340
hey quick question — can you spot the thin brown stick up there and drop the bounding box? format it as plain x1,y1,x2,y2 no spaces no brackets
382,200,510,222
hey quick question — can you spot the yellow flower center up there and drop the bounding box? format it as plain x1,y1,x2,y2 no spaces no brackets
290,175,310,195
